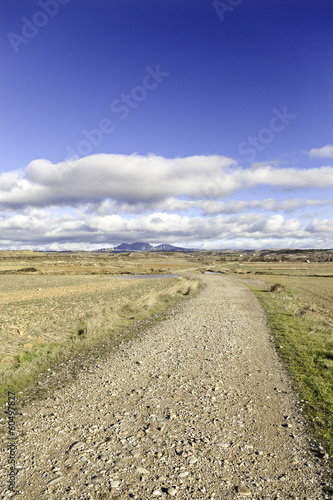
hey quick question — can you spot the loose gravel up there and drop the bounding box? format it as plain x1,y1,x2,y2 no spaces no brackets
1,275,331,499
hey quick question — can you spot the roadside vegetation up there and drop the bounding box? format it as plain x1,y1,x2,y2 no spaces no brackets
232,263,333,470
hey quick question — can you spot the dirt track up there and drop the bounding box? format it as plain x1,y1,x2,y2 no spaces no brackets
1,275,331,499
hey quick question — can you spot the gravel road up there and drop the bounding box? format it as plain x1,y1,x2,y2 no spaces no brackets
1,275,331,499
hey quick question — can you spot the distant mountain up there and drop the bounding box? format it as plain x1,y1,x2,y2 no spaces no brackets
113,242,195,252
153,244,193,252
115,242,153,251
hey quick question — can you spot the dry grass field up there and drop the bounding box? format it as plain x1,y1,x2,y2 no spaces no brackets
0,250,198,275
0,251,200,407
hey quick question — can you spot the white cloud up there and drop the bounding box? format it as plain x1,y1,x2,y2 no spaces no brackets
0,208,331,250
196,198,333,215
0,154,238,208
308,144,333,159
0,152,332,249
270,198,333,212
306,219,333,234
243,165,333,188
86,197,333,216
1,153,333,211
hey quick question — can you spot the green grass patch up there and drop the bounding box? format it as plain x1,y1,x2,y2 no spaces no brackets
250,283,333,469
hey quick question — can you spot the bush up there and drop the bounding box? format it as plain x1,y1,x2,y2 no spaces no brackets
270,283,286,293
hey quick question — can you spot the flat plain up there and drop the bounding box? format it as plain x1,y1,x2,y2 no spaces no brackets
0,251,199,407
0,250,332,497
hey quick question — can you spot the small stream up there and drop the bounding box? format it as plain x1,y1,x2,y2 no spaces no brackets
204,271,223,274
107,273,180,279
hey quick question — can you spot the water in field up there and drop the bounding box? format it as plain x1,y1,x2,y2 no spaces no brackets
109,274,180,279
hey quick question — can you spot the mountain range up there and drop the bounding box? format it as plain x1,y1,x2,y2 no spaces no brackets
113,242,195,252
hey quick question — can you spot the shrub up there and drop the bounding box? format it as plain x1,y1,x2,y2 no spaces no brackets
270,283,286,293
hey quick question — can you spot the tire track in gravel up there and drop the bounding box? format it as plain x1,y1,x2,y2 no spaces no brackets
1,275,331,499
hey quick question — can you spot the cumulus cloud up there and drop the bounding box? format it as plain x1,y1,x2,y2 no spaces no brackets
1,153,333,210
0,152,332,249
0,208,330,250
306,219,333,233
308,144,333,159
0,154,236,209
81,197,333,217
243,165,333,188
197,198,333,215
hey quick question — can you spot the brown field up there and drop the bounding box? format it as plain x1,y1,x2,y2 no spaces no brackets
0,251,200,405
0,250,198,275
0,249,200,367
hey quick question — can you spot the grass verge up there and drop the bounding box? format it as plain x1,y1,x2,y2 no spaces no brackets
248,280,333,472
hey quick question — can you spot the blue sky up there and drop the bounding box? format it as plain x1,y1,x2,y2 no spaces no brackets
1,0,333,250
